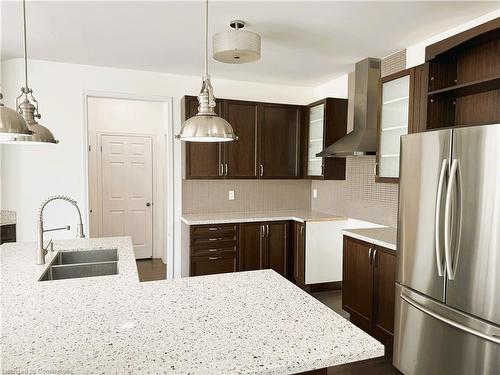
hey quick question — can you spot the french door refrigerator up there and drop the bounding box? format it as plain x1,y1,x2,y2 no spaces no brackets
393,123,500,374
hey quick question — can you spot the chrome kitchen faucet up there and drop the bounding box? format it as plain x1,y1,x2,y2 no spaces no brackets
37,195,85,265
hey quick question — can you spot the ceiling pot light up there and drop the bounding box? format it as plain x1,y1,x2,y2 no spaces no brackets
177,0,237,142
2,0,58,144
213,20,261,64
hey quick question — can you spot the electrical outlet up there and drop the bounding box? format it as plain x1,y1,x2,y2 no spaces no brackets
228,190,235,200
313,188,318,199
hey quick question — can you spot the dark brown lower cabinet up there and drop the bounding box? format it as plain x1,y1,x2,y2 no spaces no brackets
293,221,305,285
0,224,16,245
189,223,239,276
239,221,289,277
342,236,396,349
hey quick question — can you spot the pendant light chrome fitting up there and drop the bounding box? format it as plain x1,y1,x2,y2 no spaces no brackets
176,0,237,143
1,0,58,144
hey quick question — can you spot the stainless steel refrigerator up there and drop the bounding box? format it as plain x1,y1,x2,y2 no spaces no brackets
393,123,500,374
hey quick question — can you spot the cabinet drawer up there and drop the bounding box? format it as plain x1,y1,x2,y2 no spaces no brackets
191,224,238,237
191,234,237,248
190,253,237,276
191,245,237,257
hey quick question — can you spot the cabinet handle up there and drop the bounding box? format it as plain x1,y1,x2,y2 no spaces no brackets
266,224,269,237
219,163,224,176
208,227,219,231
368,248,373,264
260,225,265,238
208,256,221,260
225,163,228,176
208,248,218,252
260,164,264,177
300,225,304,237
373,248,378,265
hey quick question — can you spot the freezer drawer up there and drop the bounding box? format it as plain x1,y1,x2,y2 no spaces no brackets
393,284,500,375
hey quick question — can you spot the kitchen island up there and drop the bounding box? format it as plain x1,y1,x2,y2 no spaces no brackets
1,237,384,374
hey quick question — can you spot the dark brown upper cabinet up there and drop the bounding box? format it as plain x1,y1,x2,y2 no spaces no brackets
183,96,303,180
376,64,428,183
258,103,301,179
425,18,500,130
304,98,348,180
182,96,224,179
223,100,259,178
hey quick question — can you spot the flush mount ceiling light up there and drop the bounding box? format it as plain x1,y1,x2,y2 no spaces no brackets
176,0,237,143
213,20,261,64
2,0,58,144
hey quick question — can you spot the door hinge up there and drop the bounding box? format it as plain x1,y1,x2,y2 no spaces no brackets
100,145,102,152
88,145,91,152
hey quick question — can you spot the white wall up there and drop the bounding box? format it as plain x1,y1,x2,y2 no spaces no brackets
0,58,314,278
87,97,168,259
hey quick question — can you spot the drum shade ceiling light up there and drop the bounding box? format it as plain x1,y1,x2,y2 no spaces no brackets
0,0,58,144
213,20,261,64
176,0,237,142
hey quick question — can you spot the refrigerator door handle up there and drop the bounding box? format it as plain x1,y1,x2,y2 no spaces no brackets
434,159,448,277
444,159,461,280
400,292,500,345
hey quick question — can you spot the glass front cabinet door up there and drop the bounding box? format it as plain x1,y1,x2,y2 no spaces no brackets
377,70,411,181
307,103,325,177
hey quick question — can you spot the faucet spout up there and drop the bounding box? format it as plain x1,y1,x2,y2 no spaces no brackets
36,195,86,265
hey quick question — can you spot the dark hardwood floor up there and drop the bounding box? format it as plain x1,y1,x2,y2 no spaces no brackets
136,258,166,282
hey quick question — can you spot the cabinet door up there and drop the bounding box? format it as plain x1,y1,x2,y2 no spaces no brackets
409,63,428,134
239,222,264,271
183,96,223,179
224,100,258,178
258,104,300,178
376,71,410,181
293,222,305,284
373,246,396,341
342,236,374,331
262,221,288,277
190,252,237,276
306,103,325,177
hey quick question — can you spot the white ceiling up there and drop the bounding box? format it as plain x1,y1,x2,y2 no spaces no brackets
2,1,498,86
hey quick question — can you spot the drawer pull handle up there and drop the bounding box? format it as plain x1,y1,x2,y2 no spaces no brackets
208,249,218,252
208,238,218,241
208,257,221,260
208,228,219,231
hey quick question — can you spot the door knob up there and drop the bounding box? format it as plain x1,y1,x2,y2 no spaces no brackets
146,202,151,207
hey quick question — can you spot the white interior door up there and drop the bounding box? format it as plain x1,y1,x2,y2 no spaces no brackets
100,134,153,259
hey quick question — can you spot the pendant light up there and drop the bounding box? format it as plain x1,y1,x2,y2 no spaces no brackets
213,20,261,64
176,0,237,142
0,93,31,141
2,0,58,144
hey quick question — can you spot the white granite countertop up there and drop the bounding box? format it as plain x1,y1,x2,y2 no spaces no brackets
182,210,346,225
342,227,397,251
0,210,16,226
1,237,384,374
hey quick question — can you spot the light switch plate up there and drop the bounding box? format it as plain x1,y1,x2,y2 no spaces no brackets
228,190,235,200
313,189,318,199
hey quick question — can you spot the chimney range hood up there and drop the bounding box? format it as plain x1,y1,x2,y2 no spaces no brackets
317,57,381,158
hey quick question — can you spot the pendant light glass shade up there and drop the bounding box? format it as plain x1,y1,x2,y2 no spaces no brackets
0,95,31,141
176,0,237,143
213,21,261,64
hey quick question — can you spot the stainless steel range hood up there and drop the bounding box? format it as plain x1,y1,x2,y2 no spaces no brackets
317,57,381,158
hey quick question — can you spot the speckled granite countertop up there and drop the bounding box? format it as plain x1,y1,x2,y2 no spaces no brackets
0,210,16,226
1,237,383,374
342,227,397,251
182,210,346,225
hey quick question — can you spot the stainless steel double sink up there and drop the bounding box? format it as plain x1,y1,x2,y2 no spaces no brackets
39,248,119,281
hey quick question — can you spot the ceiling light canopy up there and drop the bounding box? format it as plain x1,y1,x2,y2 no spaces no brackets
177,0,237,142
0,0,58,144
213,20,261,64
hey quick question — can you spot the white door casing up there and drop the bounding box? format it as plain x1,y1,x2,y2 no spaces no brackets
100,134,153,259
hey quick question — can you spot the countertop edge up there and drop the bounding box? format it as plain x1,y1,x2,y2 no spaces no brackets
342,229,397,251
